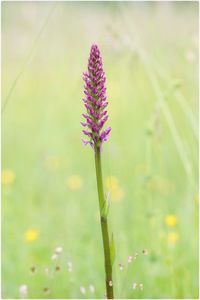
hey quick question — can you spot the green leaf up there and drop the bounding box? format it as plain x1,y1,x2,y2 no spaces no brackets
110,233,115,267
101,199,110,218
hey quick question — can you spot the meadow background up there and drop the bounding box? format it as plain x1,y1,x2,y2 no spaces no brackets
2,1,199,299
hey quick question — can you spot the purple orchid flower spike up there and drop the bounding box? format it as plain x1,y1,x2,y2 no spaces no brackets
81,45,114,299
81,44,111,150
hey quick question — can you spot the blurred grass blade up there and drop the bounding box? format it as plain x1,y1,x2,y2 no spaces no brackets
1,3,57,114
141,54,193,177
151,57,198,140
119,3,193,178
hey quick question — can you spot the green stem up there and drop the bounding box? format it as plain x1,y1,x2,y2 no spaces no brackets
94,146,114,299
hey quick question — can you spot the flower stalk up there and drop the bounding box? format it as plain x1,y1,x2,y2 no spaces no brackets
94,145,114,299
81,44,114,299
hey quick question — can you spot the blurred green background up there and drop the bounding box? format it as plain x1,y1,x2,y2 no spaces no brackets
2,1,199,299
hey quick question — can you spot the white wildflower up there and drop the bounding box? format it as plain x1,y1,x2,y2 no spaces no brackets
89,284,95,293
132,282,137,289
55,246,63,254
67,261,73,272
19,284,28,296
80,286,86,294
51,253,58,260
118,263,124,271
139,283,143,290
128,255,133,263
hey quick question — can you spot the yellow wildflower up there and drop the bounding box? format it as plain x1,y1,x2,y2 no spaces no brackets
105,176,124,202
1,169,16,185
45,156,60,170
110,187,124,202
105,176,119,190
168,232,179,244
24,229,39,242
165,214,177,227
135,164,149,175
147,175,171,194
67,175,82,190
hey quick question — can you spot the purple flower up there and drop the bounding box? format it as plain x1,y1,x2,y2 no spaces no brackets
81,44,111,149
